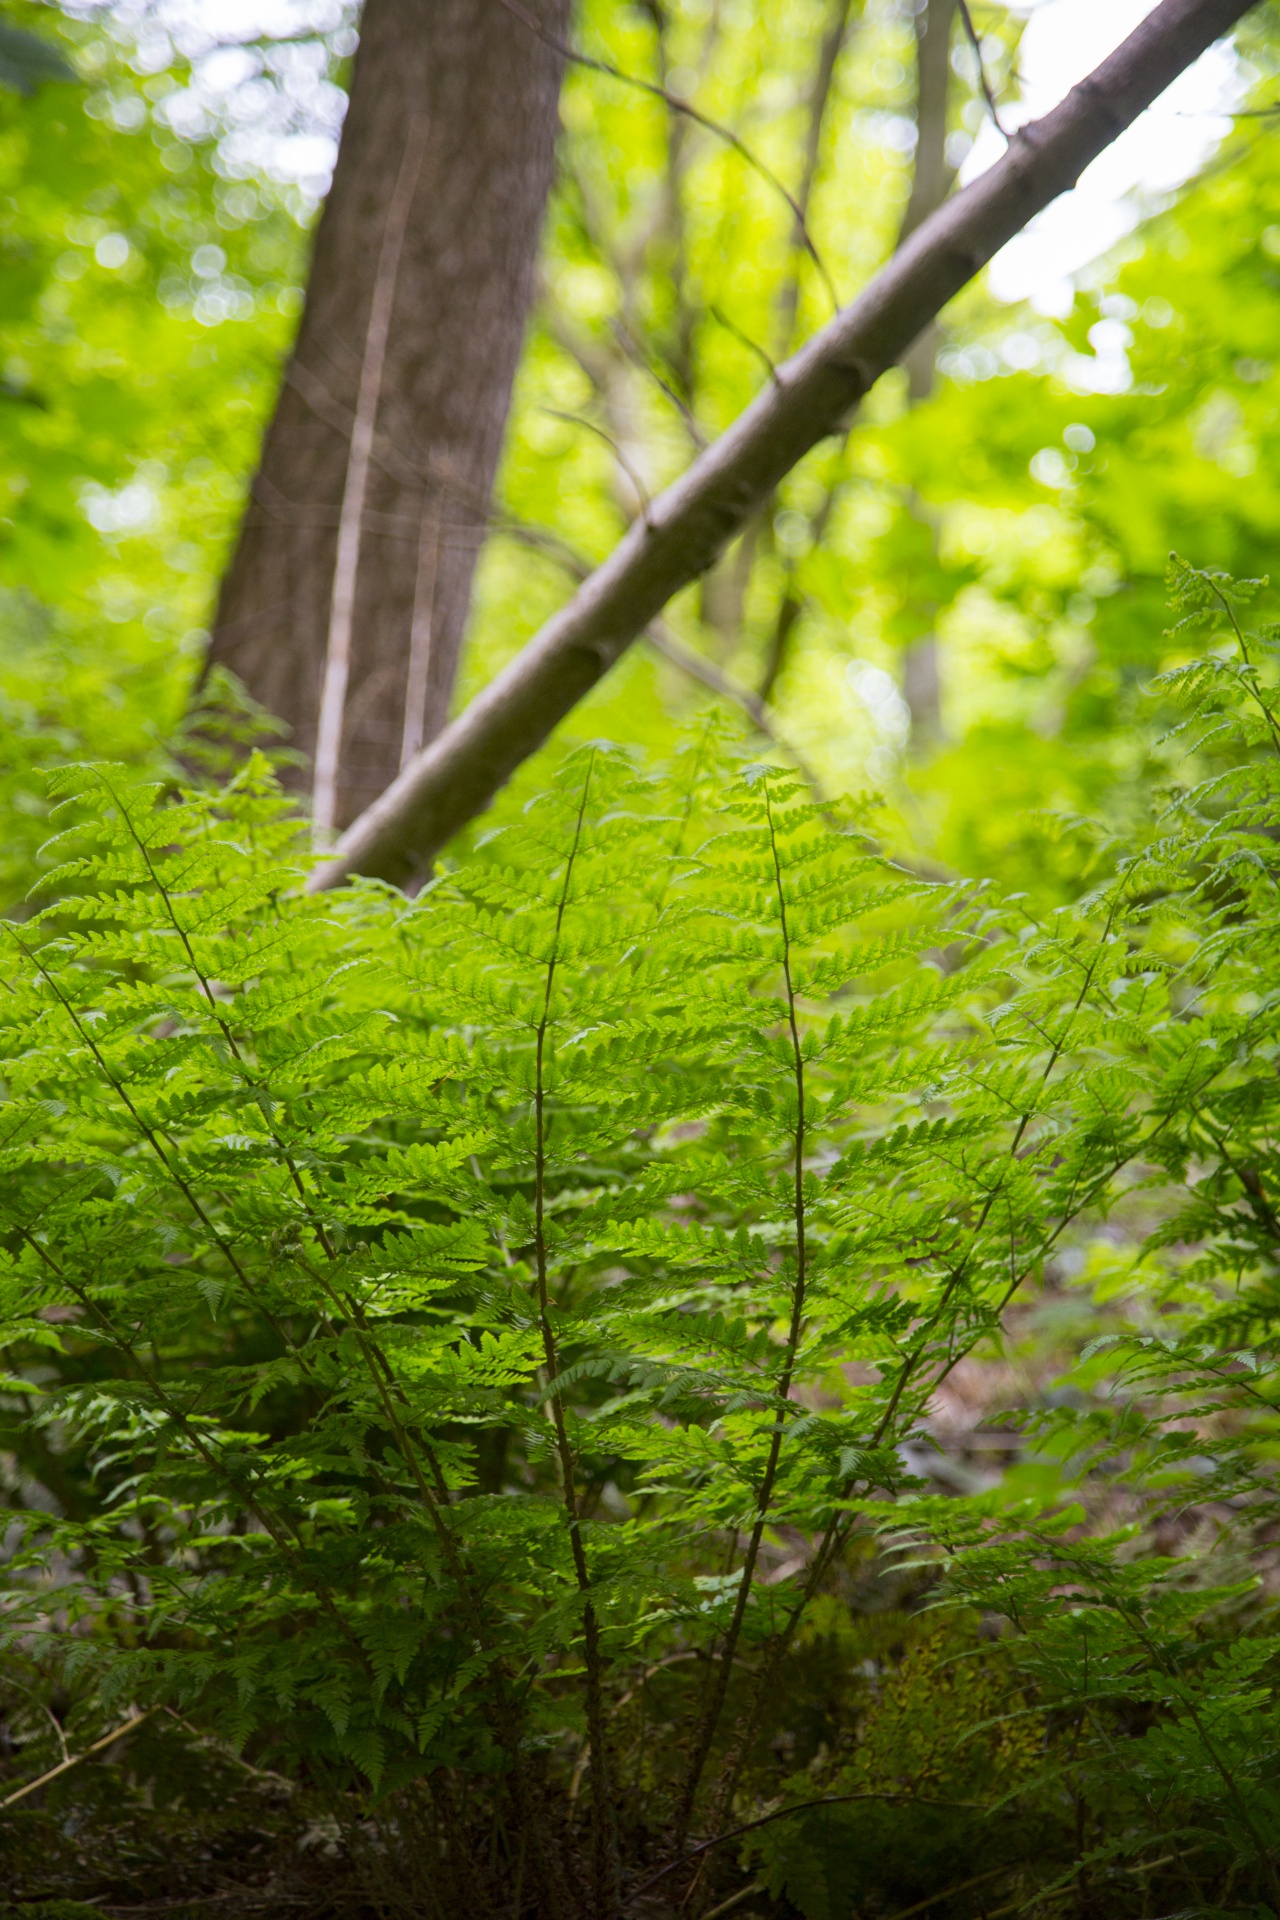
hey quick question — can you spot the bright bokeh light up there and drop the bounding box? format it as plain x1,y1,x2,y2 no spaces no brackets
70,0,354,198
81,0,1248,304
963,0,1245,314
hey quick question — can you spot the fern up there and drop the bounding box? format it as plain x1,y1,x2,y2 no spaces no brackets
2,559,1280,1916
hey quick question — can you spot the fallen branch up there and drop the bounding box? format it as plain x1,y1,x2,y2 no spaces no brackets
493,516,827,790
1,1708,153,1809
311,0,1254,891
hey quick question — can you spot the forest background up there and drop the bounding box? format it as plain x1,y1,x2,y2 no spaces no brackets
6,0,1280,905
3,2,1280,1918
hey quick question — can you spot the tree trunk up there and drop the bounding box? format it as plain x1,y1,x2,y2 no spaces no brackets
900,0,957,247
899,0,956,404
205,0,569,829
899,0,958,742
312,0,1256,891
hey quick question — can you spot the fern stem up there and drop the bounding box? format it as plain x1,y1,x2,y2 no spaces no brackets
11,903,535,1872
872,891,1123,1451
528,754,619,1918
8,923,275,1317
711,890,1183,1815
673,776,809,1851
101,773,346,1264
119,788,496,1577
10,1221,367,1662
1198,566,1280,760
97,794,518,1750
228,1245,555,1904
1131,1614,1280,1909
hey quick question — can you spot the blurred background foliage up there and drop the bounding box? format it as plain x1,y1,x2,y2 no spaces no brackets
2,0,1280,902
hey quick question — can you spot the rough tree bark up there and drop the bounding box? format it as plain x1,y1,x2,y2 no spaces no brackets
205,0,569,829
313,0,1256,891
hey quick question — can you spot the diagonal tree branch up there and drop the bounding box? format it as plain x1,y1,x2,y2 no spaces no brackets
311,0,1255,893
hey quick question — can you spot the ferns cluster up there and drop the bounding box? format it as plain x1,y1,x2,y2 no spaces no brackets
1,560,1279,1918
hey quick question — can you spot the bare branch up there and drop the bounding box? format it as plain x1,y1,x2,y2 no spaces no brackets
774,0,861,355
312,0,1258,892
496,0,840,313
708,304,781,387
541,407,653,525
489,512,821,785
0,1711,154,1809
957,0,1008,139
644,621,827,801
611,315,709,448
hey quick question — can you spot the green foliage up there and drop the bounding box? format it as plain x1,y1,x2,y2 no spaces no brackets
0,0,310,903
3,0,1279,916
2,568,1280,1914
852,112,1280,892
475,4,1280,906
0,1904,105,1920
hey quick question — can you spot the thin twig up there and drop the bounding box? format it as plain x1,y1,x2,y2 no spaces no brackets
1,1709,154,1809
542,406,653,524
956,0,1007,137
611,314,709,447
879,1862,1016,1920
709,304,780,387
161,1709,296,1794
102,1897,314,1914
2,1678,69,1771
644,621,827,803
496,0,840,313
774,0,859,355
626,1793,984,1903
702,1884,764,1920
401,498,441,768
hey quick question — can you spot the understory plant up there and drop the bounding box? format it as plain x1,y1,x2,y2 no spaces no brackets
0,560,1278,1919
